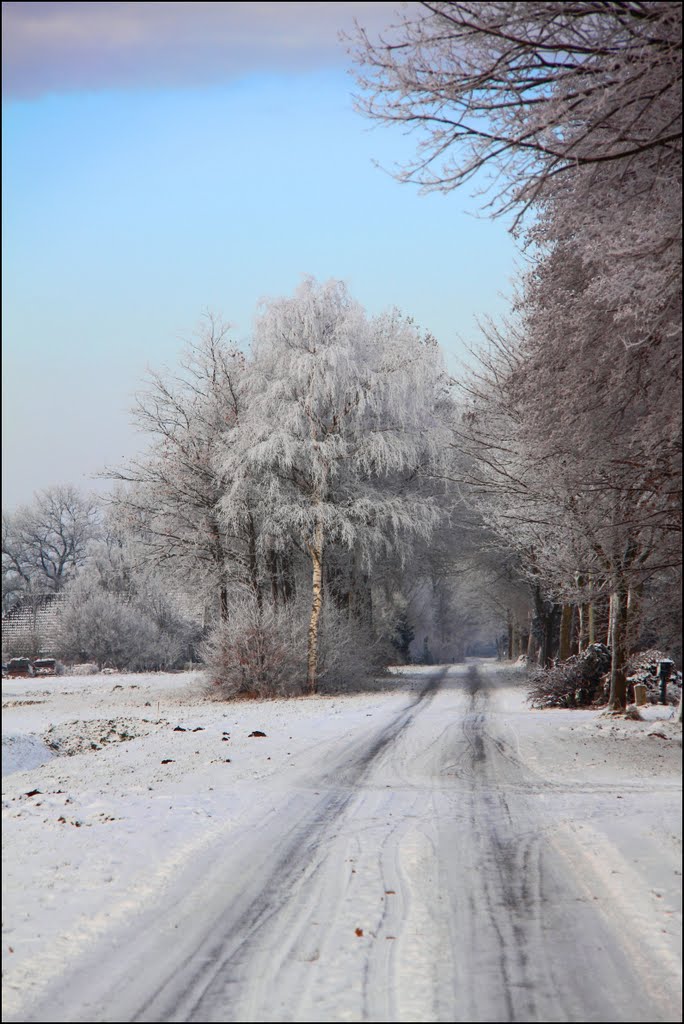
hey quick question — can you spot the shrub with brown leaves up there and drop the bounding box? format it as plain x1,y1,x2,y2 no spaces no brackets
527,643,611,709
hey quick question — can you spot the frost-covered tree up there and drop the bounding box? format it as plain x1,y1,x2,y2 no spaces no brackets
456,272,680,702
234,278,449,691
352,1,682,695
2,485,100,612
107,316,253,622
55,576,193,671
515,184,678,690
55,520,200,670
351,2,681,221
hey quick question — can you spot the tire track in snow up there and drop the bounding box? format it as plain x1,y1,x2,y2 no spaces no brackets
14,663,680,1023
132,669,447,1022
438,665,678,1023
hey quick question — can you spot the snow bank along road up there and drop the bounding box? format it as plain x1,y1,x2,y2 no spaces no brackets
2,661,681,1022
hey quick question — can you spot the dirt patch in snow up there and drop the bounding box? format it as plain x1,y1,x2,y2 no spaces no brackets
2,699,46,708
44,717,165,756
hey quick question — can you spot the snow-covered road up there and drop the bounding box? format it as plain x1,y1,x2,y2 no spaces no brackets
2,662,681,1022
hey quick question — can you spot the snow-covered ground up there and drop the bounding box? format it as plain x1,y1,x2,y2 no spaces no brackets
2,662,681,1022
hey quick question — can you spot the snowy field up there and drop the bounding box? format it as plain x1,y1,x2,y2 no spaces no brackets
2,661,681,1022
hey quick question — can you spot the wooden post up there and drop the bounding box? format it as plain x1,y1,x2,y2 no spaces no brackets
633,683,647,707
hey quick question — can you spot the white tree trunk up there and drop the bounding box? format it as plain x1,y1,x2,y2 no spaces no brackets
306,521,324,693
608,584,629,710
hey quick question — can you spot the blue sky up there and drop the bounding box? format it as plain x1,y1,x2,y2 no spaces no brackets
2,2,517,508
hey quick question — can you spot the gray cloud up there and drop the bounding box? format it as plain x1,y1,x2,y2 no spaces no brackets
2,1,402,99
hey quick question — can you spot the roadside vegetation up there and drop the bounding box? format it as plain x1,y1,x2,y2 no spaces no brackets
3,4,681,712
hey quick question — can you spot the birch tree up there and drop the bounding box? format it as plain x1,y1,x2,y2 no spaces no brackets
235,278,449,692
